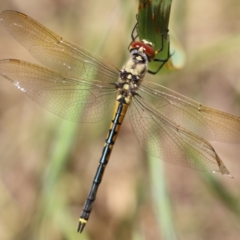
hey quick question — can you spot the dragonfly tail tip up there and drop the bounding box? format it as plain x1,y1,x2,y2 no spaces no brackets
77,218,87,233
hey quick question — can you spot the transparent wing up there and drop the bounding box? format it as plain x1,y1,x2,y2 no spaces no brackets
129,95,231,175
0,10,119,122
0,59,117,122
139,81,240,143
0,10,118,80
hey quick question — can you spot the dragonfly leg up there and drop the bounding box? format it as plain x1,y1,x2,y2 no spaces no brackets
148,31,172,75
128,14,139,50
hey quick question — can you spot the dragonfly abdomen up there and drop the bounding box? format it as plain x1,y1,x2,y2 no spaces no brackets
78,97,129,232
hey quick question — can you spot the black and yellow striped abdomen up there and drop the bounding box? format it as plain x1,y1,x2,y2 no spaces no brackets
78,96,129,232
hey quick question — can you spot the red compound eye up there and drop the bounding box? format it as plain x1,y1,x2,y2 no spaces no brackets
130,41,155,60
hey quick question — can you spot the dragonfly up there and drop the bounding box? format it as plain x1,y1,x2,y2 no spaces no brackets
0,10,240,233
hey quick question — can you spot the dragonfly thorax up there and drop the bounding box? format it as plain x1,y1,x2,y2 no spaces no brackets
116,41,153,104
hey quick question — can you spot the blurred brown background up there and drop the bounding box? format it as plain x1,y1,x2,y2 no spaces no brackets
0,0,240,240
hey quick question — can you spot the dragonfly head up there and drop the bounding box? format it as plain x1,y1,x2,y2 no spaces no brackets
129,40,155,62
